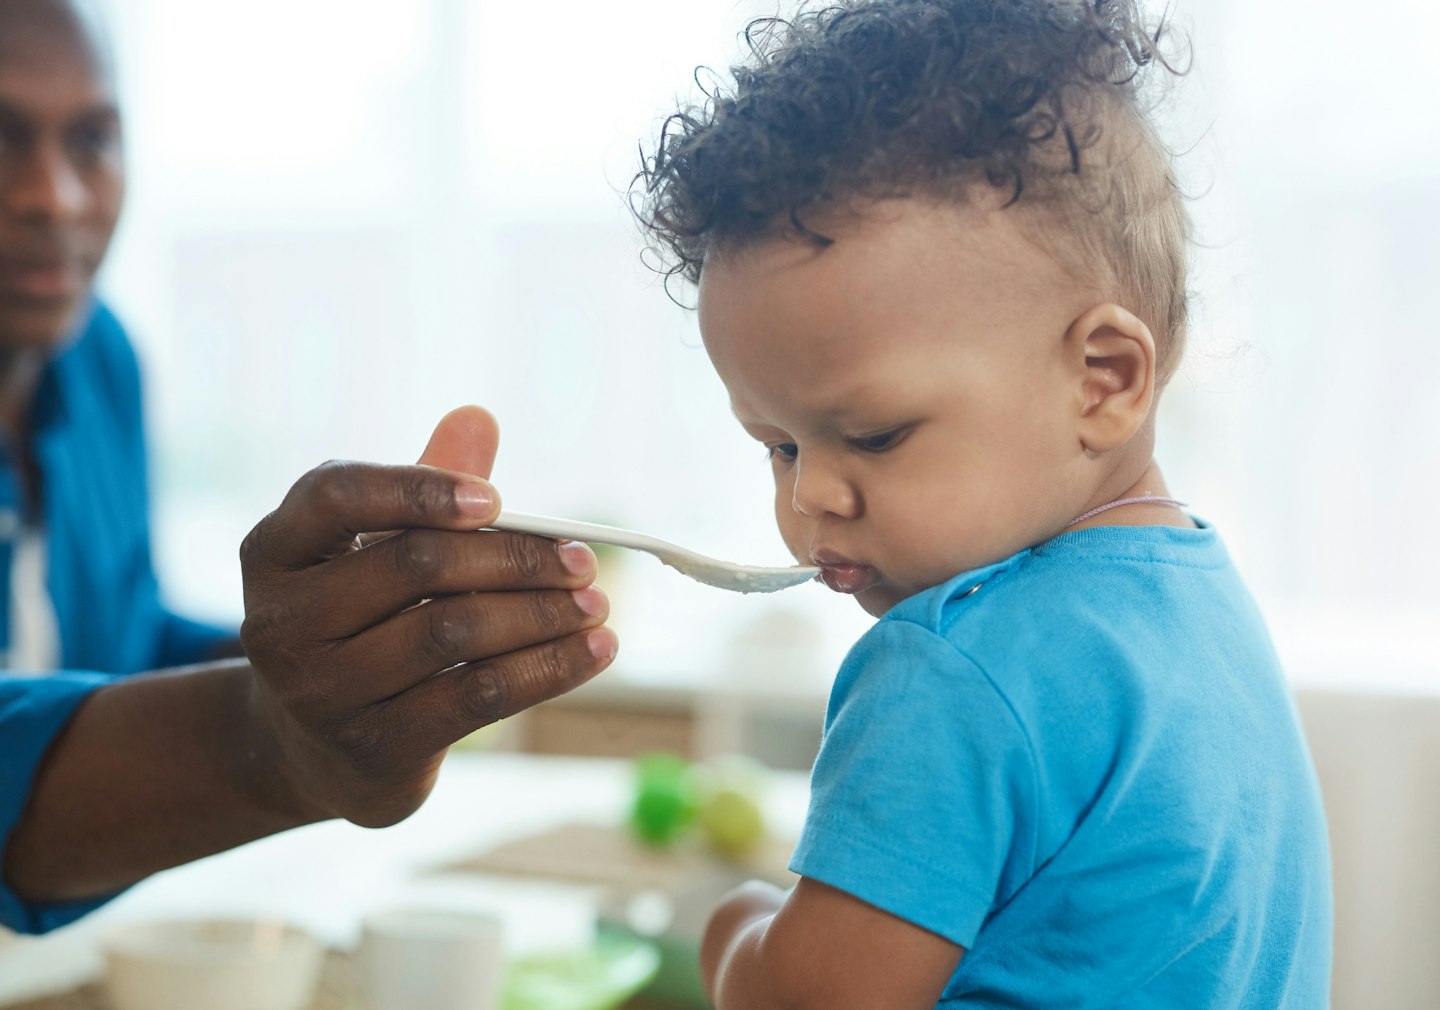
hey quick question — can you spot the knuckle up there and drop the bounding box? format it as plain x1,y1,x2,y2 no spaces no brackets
457,664,511,725
401,470,454,517
529,590,567,638
238,617,266,659
326,712,392,778
237,518,271,570
239,600,293,657
394,529,446,586
524,638,582,698
306,462,361,519
420,599,470,664
501,534,547,582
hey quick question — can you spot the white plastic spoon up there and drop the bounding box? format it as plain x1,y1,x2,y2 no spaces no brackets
486,511,818,594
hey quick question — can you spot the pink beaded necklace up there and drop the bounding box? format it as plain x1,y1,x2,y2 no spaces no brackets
1066,495,1188,528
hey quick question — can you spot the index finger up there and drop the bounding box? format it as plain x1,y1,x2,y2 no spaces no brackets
284,527,598,642
242,460,499,573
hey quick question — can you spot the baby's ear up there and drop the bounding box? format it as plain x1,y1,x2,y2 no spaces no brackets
1068,303,1156,454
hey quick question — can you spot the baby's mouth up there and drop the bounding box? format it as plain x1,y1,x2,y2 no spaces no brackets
811,549,879,595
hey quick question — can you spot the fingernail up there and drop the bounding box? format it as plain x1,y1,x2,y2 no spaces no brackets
587,627,618,660
558,541,596,577
572,586,607,617
454,481,496,519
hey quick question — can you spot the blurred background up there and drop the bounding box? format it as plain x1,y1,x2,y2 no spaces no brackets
92,0,1438,684
81,0,1439,1004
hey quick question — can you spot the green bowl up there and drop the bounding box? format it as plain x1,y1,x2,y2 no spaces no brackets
502,930,662,1010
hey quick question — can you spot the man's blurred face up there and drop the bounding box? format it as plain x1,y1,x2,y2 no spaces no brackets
0,0,123,350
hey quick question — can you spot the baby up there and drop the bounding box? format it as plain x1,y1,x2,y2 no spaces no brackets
633,0,1332,1007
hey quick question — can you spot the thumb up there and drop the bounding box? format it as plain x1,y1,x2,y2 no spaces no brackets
418,405,500,479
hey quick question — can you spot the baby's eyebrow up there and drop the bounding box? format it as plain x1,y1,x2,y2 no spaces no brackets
732,413,786,439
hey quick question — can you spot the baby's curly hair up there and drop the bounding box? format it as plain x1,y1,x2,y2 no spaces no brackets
635,0,1192,381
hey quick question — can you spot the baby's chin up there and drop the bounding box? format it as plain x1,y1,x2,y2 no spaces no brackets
852,568,973,617
854,583,906,618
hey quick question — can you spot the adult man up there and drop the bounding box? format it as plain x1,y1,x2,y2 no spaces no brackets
0,0,237,675
0,0,617,933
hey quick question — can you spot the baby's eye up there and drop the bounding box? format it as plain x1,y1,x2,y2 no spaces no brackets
766,442,798,462
849,429,906,453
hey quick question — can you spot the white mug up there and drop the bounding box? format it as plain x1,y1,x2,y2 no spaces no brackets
356,907,504,1010
103,918,323,1010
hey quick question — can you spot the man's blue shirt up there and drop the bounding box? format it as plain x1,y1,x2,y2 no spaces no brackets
792,523,1333,1008
0,303,235,933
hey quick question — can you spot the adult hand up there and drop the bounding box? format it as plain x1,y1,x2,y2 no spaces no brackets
6,406,615,908
239,405,617,828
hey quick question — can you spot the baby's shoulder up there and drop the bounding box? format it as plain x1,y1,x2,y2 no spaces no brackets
870,530,1254,711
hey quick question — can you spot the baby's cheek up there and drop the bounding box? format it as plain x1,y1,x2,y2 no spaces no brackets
771,500,807,562
776,519,808,564
888,520,988,585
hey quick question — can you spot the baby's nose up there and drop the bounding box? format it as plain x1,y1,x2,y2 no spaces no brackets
790,458,859,519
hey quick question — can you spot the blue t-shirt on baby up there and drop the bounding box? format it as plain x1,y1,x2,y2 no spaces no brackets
791,523,1332,1008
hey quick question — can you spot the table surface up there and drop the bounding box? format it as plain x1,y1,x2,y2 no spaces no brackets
0,752,808,1006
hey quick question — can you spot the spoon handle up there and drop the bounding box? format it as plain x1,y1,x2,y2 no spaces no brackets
486,511,678,556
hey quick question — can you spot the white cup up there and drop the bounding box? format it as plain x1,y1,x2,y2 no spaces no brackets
357,907,504,1010
103,918,323,1010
